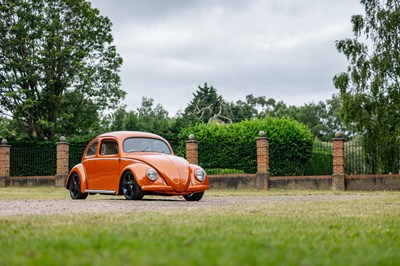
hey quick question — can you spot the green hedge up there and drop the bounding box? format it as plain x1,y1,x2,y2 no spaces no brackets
304,141,333,176
7,122,327,177
9,141,56,176
8,138,91,176
179,117,314,175
69,141,89,170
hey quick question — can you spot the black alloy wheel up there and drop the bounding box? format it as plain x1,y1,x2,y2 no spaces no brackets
122,171,144,200
69,173,88,200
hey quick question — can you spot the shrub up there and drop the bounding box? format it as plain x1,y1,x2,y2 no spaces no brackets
9,140,56,176
304,141,333,175
179,117,314,175
8,138,92,176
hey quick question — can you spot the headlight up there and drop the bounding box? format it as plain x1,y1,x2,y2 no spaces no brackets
195,169,206,182
146,168,158,181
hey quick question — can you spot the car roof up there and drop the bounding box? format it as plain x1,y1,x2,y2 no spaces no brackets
97,131,164,141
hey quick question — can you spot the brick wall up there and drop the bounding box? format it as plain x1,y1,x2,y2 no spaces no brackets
55,142,69,187
346,174,400,190
208,174,400,190
0,142,10,187
256,136,269,174
0,137,68,187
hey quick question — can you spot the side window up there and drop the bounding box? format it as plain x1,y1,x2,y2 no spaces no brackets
100,139,119,155
86,141,98,157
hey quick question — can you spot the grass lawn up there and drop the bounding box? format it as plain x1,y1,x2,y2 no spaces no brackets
1,188,400,265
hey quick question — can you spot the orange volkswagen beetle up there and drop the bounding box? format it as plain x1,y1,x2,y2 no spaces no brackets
66,131,209,201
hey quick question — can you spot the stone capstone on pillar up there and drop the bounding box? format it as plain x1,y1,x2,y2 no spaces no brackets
185,134,199,165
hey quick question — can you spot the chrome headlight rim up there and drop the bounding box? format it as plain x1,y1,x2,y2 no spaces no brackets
146,168,158,181
195,168,206,182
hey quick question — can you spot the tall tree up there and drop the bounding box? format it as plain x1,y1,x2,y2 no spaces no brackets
334,0,400,172
0,0,125,139
229,95,276,122
109,97,171,137
264,96,348,141
0,115,22,139
181,83,232,125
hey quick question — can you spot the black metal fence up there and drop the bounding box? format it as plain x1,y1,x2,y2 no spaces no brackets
69,142,87,170
10,145,56,176
269,142,332,176
345,141,400,175
7,138,399,177
198,143,257,174
197,141,333,176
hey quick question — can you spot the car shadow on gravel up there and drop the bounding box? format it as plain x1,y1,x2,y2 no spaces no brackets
100,197,189,202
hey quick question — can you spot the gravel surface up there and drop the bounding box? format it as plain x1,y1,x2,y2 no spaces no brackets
0,194,377,216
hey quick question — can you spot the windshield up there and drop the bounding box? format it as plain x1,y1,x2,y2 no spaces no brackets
123,137,172,154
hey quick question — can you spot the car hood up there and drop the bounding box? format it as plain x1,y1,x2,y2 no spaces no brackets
130,153,191,192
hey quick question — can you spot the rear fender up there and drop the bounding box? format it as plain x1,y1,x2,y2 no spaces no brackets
66,164,87,192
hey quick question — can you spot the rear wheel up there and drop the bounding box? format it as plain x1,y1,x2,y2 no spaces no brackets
122,171,144,200
69,173,88,200
183,192,204,201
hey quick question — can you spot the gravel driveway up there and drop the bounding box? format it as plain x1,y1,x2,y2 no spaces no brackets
0,194,375,216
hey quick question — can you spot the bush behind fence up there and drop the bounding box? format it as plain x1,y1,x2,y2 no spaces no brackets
198,141,333,176
8,137,399,177
199,143,257,174
269,142,332,176
69,142,87,170
345,139,400,175
10,143,56,176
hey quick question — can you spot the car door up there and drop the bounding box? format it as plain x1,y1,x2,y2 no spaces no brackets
93,138,120,190
83,140,98,189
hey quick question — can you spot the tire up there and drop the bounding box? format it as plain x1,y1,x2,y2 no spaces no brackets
121,171,144,200
69,173,88,200
183,192,204,201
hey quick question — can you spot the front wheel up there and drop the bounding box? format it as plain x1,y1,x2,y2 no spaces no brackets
121,171,144,200
183,192,204,201
69,173,88,200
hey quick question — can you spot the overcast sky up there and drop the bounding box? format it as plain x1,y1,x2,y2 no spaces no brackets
89,0,363,116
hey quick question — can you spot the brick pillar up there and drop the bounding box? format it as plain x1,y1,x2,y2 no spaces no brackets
332,132,345,190
0,139,11,187
256,131,269,189
185,134,198,165
55,136,69,187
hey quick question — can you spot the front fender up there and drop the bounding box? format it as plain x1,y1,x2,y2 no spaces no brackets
65,164,88,192
189,164,209,187
117,163,155,194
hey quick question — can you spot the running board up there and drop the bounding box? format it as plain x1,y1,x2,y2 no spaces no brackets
85,189,116,194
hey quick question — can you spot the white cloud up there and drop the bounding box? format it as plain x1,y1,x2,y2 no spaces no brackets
90,0,363,115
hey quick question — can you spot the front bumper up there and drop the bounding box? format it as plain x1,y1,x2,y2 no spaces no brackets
141,184,209,195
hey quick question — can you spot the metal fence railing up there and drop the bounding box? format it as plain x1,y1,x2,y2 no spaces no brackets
10,145,56,176
8,138,400,178
198,143,257,175
69,142,87,170
198,142,333,176
345,141,400,175
269,142,332,176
